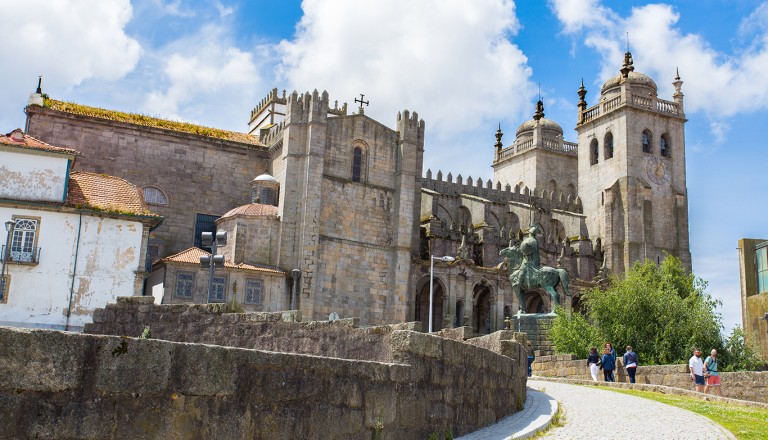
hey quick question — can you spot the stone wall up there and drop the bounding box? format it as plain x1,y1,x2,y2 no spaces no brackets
25,106,270,257
510,314,555,356
533,354,768,404
3,303,526,438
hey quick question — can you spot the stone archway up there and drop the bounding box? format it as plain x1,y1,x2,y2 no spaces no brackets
572,295,585,315
523,290,547,314
415,277,447,332
473,284,493,335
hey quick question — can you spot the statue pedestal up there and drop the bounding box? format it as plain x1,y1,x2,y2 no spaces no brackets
510,313,556,356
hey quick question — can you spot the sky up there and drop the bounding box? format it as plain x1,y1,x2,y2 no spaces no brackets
1,0,767,334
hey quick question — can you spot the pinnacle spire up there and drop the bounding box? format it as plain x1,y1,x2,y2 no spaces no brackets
35,75,42,94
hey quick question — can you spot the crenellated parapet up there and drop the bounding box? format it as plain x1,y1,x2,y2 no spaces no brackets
423,169,582,213
396,109,426,143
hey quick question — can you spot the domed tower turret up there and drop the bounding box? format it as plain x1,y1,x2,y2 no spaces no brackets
251,174,279,206
576,52,690,274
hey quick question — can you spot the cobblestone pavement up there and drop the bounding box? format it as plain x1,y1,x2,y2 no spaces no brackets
528,380,736,439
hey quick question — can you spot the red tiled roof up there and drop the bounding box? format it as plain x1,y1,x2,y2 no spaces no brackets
220,203,279,219
0,128,81,156
67,171,159,217
160,247,285,274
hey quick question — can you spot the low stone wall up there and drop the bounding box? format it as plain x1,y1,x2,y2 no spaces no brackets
84,296,421,363
533,354,768,404
0,324,525,439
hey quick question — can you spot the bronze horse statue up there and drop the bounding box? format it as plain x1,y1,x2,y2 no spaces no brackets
499,224,570,313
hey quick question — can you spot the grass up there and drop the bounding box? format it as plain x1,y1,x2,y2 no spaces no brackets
598,387,768,440
531,401,563,439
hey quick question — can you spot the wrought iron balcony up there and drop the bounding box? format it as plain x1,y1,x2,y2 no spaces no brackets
1,246,41,264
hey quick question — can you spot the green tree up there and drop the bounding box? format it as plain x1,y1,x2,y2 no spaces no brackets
551,256,723,365
547,306,603,358
719,325,766,372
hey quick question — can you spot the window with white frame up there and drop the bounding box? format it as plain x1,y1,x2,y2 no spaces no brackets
10,217,39,263
245,278,263,304
175,271,194,298
208,276,227,303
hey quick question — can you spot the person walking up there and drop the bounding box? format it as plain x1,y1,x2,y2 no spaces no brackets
688,348,705,392
623,346,638,383
587,346,601,381
526,341,535,377
703,348,722,397
600,345,615,382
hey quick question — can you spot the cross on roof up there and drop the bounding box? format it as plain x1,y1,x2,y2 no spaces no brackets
355,94,369,114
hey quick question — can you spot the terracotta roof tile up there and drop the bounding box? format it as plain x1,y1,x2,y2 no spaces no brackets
220,203,279,219
1,128,81,156
67,171,159,217
160,247,285,274
44,99,264,146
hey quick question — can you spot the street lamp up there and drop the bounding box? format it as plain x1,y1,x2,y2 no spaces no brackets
1,220,14,300
429,255,455,332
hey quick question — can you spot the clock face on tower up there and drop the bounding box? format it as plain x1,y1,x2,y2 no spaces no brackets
646,156,670,184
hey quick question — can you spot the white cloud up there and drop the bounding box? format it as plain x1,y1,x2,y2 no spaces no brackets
0,0,140,129
276,0,534,168
549,1,768,124
142,24,262,129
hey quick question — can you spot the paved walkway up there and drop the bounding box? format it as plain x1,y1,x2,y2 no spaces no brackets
458,380,735,439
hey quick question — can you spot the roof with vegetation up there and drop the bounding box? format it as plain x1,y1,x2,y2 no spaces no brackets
42,98,263,146
67,171,161,219
1,128,81,155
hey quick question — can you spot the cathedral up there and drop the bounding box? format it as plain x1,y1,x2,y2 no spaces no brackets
21,52,690,334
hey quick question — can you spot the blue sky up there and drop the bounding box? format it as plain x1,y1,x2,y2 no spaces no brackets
2,0,767,334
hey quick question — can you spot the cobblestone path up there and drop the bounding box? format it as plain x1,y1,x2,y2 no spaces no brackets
529,380,735,439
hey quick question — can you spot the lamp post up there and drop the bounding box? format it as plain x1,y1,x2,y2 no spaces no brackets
199,231,227,303
1,221,14,299
429,255,455,332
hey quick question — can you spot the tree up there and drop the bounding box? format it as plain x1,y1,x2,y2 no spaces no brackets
550,256,723,365
719,326,766,372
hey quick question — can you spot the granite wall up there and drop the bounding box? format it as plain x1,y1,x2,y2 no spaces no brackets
533,353,768,404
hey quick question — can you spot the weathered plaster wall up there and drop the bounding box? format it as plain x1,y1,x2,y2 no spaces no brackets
0,208,144,329
0,149,69,202
532,353,768,404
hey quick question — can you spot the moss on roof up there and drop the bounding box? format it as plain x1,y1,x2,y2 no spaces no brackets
43,98,262,146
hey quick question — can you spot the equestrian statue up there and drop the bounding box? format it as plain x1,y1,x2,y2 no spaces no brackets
499,223,570,313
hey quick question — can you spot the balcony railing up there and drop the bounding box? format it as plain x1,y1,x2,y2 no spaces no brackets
1,246,41,264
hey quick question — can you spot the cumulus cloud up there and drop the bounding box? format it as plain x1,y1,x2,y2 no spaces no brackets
276,0,534,162
0,0,140,128
549,0,768,132
142,24,262,130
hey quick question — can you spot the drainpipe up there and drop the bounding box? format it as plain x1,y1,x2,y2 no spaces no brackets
66,212,83,331
290,269,301,310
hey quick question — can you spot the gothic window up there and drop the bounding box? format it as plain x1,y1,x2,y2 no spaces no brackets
567,183,576,200
10,217,40,263
175,271,194,298
660,134,670,157
245,279,264,304
352,147,363,182
506,212,520,238
590,139,599,165
458,206,472,231
547,179,557,195
143,186,168,206
604,132,614,159
193,214,219,250
642,130,652,153
208,275,227,303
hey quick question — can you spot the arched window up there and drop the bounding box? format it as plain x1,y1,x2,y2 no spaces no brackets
567,183,576,199
143,186,168,206
642,129,652,153
604,132,614,159
590,139,599,165
660,134,670,157
547,179,557,195
352,147,363,182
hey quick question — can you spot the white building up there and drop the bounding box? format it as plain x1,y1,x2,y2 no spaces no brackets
0,128,162,330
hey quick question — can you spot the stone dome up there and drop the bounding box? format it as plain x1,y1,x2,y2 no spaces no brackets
252,173,278,184
220,203,279,219
600,70,658,96
515,117,563,137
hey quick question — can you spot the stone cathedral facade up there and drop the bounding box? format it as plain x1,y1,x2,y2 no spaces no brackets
20,53,690,334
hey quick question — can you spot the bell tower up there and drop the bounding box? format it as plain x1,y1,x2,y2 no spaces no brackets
576,53,691,274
